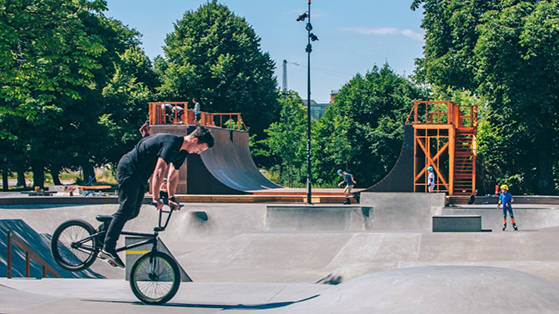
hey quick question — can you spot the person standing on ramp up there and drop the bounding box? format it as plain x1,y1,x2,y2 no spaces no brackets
99,126,215,268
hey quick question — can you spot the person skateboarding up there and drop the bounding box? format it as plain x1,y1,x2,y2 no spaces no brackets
99,126,215,268
337,169,359,205
498,184,518,231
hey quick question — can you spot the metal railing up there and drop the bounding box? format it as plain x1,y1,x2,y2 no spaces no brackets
6,231,61,279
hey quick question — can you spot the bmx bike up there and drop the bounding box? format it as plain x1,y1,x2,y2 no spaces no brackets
51,202,181,305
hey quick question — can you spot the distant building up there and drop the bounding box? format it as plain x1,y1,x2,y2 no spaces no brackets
302,90,338,121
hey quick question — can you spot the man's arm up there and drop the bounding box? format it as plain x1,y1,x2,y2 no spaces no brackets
166,163,180,210
167,164,180,198
151,157,168,209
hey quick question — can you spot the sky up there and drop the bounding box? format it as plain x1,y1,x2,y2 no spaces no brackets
105,1,425,104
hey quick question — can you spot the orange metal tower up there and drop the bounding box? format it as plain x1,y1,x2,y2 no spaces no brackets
405,101,477,196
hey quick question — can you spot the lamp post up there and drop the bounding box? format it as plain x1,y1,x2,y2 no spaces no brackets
297,0,318,205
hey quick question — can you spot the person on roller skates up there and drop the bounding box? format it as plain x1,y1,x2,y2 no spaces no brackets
498,184,518,231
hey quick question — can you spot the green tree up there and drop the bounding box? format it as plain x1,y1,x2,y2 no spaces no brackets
158,0,280,140
259,91,307,186
314,64,427,187
102,46,159,167
0,0,141,187
412,0,559,194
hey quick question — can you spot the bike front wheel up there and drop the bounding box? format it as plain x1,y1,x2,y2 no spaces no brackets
51,219,99,271
129,251,181,305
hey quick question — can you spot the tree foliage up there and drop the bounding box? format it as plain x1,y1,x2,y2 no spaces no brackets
310,64,427,187
101,46,159,167
413,0,559,194
259,91,307,186
157,0,280,139
0,0,145,187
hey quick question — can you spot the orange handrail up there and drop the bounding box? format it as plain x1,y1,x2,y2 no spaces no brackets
148,102,248,131
406,101,477,129
7,231,61,279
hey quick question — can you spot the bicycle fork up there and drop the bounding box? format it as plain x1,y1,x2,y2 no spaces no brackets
147,237,160,280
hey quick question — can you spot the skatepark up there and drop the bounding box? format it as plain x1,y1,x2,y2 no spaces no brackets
3,101,559,313
3,192,559,313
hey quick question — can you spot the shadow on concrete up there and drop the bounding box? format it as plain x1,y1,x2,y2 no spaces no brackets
82,294,319,310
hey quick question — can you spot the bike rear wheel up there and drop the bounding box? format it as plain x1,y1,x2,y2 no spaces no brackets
51,219,99,271
129,251,180,305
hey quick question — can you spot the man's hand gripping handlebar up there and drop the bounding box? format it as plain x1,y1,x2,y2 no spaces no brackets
151,197,181,211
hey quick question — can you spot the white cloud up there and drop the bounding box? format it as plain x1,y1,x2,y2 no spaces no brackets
339,27,424,41
401,29,424,41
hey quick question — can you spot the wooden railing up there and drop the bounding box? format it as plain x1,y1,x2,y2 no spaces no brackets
6,231,61,279
148,102,248,131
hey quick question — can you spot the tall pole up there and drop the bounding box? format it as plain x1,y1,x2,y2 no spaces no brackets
306,0,312,205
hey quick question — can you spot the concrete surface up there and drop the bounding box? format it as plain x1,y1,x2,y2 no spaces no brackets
2,192,559,313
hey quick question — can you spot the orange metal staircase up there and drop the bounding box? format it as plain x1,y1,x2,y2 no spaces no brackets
453,129,476,195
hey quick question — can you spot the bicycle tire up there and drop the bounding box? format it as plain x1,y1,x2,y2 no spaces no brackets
51,219,99,271
129,251,181,305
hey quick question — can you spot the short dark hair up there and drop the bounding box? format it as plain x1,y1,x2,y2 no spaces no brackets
191,126,214,148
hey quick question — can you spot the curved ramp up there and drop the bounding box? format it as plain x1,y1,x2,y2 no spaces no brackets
224,266,559,314
365,124,414,192
197,128,281,193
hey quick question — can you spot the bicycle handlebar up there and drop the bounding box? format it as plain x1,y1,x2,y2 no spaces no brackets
150,199,183,232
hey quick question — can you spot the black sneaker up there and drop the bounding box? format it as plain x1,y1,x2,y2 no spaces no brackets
343,199,351,205
99,248,125,268
513,223,518,231
502,223,507,231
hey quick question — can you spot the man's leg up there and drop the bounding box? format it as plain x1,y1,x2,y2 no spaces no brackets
343,186,351,205
101,179,145,267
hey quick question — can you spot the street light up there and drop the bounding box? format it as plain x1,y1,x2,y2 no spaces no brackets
297,0,317,205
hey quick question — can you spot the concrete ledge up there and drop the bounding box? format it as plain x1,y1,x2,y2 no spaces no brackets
265,205,369,232
432,215,482,232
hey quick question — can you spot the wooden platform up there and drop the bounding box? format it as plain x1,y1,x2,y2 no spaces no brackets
175,194,357,204
176,188,365,204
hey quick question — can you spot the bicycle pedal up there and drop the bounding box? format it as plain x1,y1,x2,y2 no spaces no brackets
107,260,117,267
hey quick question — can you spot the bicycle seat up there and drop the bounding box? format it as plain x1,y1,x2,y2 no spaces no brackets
154,227,165,232
96,215,113,223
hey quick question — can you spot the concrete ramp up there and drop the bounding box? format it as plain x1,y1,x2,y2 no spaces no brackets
224,266,559,314
0,219,103,279
365,124,415,192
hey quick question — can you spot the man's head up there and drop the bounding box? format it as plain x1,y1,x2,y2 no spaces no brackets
427,166,434,172
185,126,215,154
337,169,343,176
192,98,198,103
500,184,508,192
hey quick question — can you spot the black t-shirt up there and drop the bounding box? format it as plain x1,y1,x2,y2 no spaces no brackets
118,133,189,182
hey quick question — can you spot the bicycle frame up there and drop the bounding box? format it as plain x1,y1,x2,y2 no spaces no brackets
73,205,177,255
